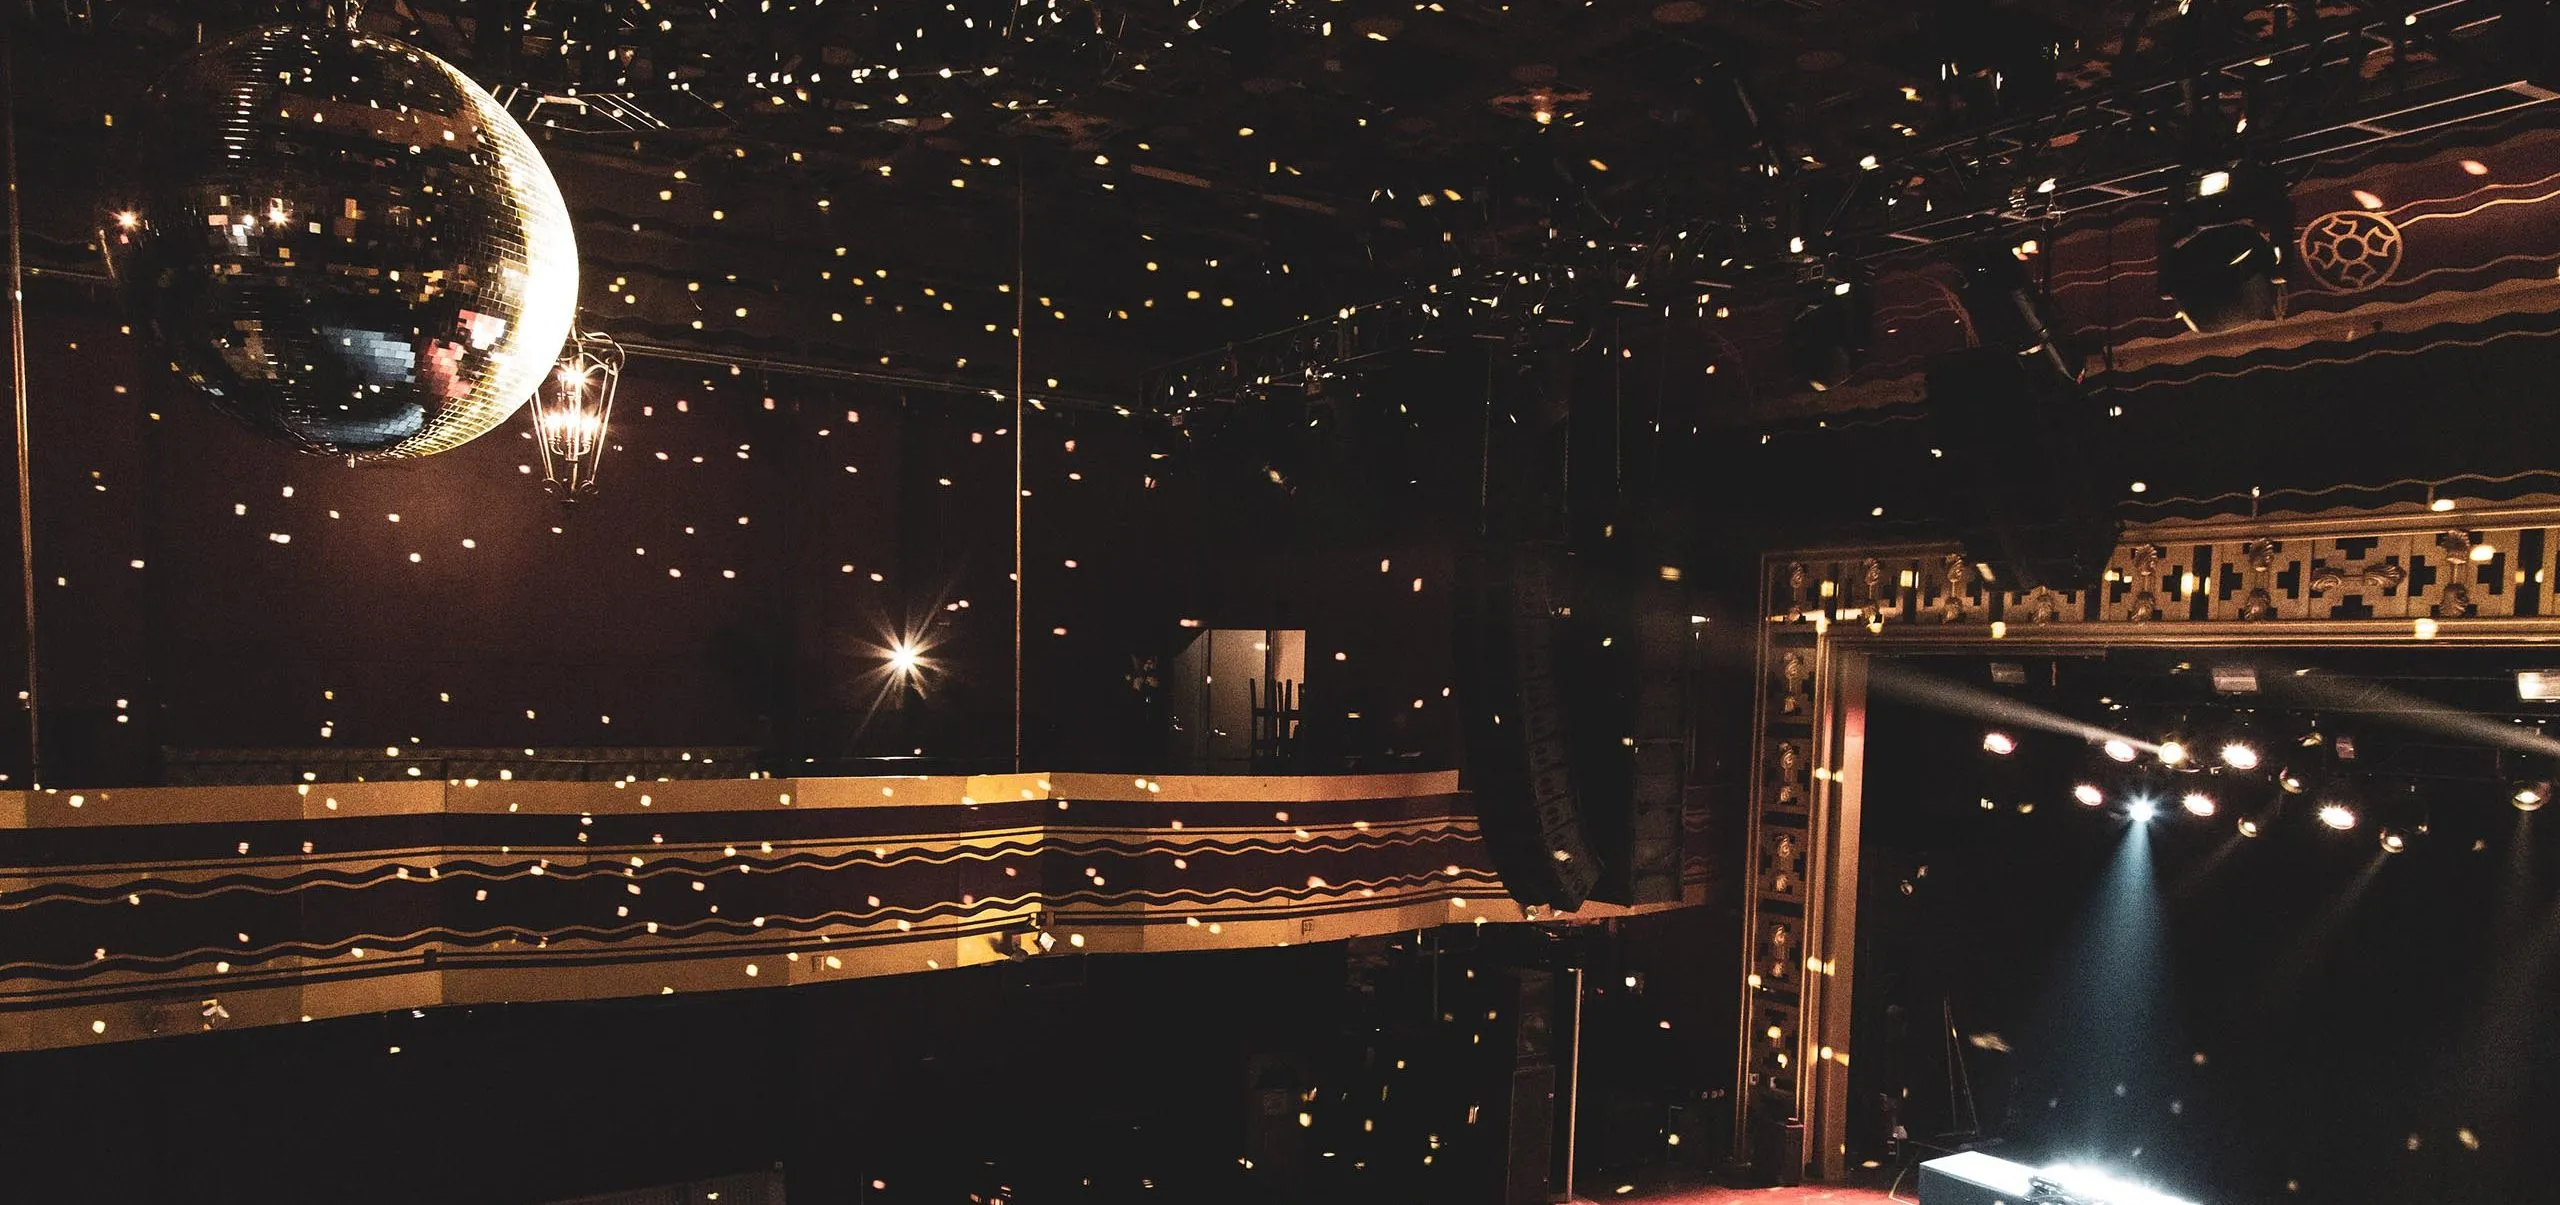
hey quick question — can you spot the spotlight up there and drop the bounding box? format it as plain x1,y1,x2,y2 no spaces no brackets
2278,769,2307,794
2236,815,2262,838
1785,259,1871,390
2219,741,2261,771
2156,739,2189,767
2318,802,2358,831
2379,827,2408,854
2129,798,2158,823
1982,730,2018,756
2181,791,2217,818
887,643,923,674
2514,782,2549,812
2159,164,2288,333
1954,251,2080,382
2102,738,2139,763
2073,782,2106,807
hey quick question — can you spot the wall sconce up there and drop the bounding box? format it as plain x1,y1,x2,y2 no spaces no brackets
528,331,623,500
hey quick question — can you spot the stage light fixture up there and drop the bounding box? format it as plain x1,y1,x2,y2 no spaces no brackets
1785,268,1871,391
2157,739,2190,767
2220,740,2261,771
2181,791,2217,818
2159,164,2288,333
2130,798,2158,823
2236,815,2262,838
2517,670,2560,701
2379,827,2408,854
2103,738,2139,763
2278,769,2307,794
2514,781,2549,812
2318,802,2358,831
1982,730,2017,756
1954,251,2080,383
2073,782,2106,807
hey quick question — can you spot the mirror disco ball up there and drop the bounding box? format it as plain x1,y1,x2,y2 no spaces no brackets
102,23,578,460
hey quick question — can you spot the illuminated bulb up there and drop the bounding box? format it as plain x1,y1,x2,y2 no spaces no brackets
887,644,922,674
2103,738,2139,763
2129,799,2158,823
2379,828,2408,853
2072,783,2105,807
2512,782,2547,812
2237,816,2262,838
2318,803,2358,831
2157,740,2189,767
1981,731,2017,756
2220,741,2260,771
2181,791,2217,818
2198,169,2232,197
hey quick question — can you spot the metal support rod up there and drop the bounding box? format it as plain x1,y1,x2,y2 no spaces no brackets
1011,168,1027,774
3,47,37,789
1562,963,1584,1203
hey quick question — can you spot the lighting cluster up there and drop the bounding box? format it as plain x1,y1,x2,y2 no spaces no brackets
1978,708,2525,856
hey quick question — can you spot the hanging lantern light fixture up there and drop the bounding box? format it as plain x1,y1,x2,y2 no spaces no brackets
528,331,622,500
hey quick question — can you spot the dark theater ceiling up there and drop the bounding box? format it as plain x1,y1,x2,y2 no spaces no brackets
11,0,2553,402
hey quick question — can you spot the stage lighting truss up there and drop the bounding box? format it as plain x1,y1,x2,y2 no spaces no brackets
529,330,624,501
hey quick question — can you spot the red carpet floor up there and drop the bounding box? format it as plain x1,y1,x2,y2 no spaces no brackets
1594,1187,1902,1205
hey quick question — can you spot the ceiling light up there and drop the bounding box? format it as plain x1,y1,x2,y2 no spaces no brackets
2236,816,2262,838
2517,671,2560,701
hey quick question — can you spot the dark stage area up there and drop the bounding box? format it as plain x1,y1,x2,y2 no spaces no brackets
1851,650,2560,1205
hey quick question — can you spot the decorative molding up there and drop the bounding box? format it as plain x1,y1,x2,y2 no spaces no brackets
0,770,1701,1052
1734,501,2560,1181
